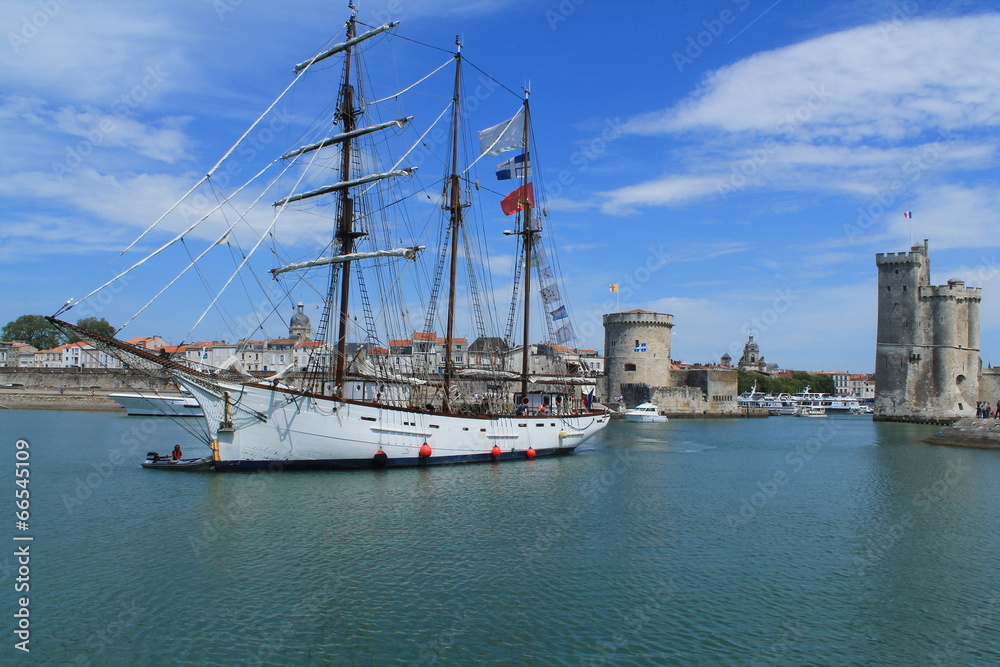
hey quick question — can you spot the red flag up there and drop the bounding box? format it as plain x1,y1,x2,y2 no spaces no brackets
500,183,535,216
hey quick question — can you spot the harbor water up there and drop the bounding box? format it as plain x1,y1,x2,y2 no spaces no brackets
3,409,1000,665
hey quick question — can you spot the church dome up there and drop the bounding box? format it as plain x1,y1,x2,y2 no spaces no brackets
289,302,311,339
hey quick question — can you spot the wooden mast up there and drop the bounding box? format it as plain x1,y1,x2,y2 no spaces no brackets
519,96,533,403
443,39,463,413
333,10,360,392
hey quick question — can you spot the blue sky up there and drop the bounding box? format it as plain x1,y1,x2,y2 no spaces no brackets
2,0,1000,373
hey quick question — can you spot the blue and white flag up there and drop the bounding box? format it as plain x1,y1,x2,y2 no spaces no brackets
496,153,530,181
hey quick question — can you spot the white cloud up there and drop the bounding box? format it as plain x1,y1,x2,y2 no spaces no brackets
603,14,1000,216
629,15,1000,141
599,175,725,214
0,2,189,105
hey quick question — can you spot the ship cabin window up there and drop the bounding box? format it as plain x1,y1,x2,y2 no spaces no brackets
624,363,636,372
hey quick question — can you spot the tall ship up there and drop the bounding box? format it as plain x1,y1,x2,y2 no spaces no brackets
49,7,608,469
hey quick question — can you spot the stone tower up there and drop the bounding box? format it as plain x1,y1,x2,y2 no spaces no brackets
874,240,981,422
603,309,673,403
288,302,311,341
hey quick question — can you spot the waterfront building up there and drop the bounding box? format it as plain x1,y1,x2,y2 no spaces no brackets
6,343,37,368
875,240,981,422
848,373,875,400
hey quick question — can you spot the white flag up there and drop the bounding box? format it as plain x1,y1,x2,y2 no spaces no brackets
478,109,524,156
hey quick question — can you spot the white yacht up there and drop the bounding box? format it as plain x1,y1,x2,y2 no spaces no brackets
623,403,668,423
793,387,862,413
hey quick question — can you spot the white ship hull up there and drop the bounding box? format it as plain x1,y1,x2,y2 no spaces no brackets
109,392,204,417
178,378,609,470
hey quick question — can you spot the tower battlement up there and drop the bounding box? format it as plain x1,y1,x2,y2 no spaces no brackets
875,252,922,265
922,284,982,301
603,310,674,328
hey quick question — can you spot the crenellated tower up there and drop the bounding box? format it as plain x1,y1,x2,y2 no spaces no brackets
603,309,673,403
874,240,981,422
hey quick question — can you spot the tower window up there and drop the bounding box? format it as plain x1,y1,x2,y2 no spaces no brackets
624,363,636,372
903,285,907,291
886,286,891,291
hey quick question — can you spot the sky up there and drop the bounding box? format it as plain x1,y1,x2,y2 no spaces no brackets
2,0,1000,373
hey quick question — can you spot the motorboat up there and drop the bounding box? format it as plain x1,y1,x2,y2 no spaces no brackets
623,403,668,423
795,406,827,417
141,452,214,471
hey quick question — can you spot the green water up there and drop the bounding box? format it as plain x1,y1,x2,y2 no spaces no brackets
2,410,999,665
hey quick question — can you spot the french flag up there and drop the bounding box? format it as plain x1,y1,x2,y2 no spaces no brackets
903,211,912,218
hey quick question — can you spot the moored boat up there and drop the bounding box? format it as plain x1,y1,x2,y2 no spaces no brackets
142,452,214,471
623,403,668,423
109,392,203,417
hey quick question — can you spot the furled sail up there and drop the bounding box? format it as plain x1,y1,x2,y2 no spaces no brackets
294,22,398,74
272,168,416,207
270,246,424,277
279,118,412,160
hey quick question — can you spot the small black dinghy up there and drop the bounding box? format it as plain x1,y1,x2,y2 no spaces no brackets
142,451,214,471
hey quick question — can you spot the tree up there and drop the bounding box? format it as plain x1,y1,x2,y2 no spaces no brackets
68,317,116,342
1,315,65,350
738,369,837,395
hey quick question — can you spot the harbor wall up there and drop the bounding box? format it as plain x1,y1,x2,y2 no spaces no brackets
0,367,175,390
924,417,1000,449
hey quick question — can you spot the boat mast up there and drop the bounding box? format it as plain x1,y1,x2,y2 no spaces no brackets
518,96,533,402
443,38,463,413
333,10,361,391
